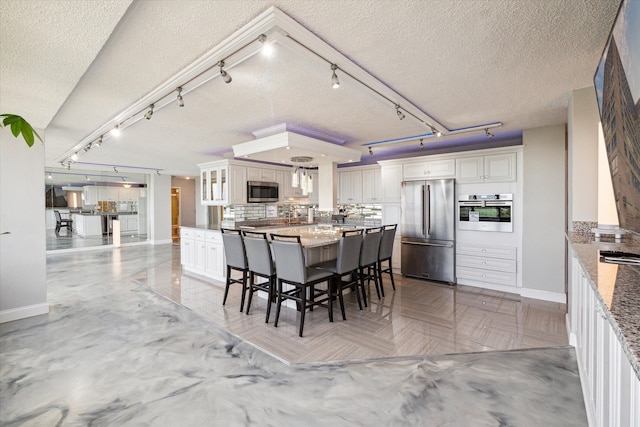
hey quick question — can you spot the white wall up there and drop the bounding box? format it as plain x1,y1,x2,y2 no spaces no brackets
568,86,600,225
521,125,566,299
149,174,172,244
0,128,48,322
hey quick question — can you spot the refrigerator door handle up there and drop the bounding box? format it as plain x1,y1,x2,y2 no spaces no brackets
421,184,425,236
402,241,453,248
426,184,431,235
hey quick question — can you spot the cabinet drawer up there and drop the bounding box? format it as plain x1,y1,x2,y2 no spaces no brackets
205,230,222,243
194,230,206,241
456,244,516,260
457,254,516,273
181,228,194,239
457,266,516,287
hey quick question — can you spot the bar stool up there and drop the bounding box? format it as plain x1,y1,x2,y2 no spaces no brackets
270,233,335,337
358,227,383,306
314,228,364,319
377,224,397,295
220,228,249,312
242,230,277,323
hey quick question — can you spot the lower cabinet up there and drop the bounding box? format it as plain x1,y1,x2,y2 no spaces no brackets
568,251,640,427
456,243,517,290
180,227,226,282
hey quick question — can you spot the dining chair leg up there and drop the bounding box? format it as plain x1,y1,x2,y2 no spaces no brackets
337,278,346,321
245,272,255,315
299,287,306,337
274,279,283,328
264,277,275,323
389,264,396,290
376,261,386,297
222,265,232,306
328,281,334,323
358,268,368,308
239,270,248,313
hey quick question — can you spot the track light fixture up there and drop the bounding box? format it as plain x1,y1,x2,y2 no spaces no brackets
156,170,161,176
121,177,126,182
144,104,154,120
258,34,273,56
83,143,91,152
70,152,79,161
176,87,184,107
395,104,405,120
95,136,103,147
47,173,52,179
331,64,340,89
430,126,442,137
86,175,90,181
218,60,232,83
485,128,494,139
110,125,121,137
114,167,119,173
66,163,71,170
368,146,373,155
420,138,424,149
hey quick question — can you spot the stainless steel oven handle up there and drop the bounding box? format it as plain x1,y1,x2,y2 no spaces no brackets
402,241,453,248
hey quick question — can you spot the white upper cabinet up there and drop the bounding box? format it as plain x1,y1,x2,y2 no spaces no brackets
246,167,277,182
338,170,363,204
362,168,381,203
456,152,516,183
403,159,455,180
380,164,403,203
308,171,319,204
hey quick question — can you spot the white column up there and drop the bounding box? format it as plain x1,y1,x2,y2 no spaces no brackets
317,163,337,212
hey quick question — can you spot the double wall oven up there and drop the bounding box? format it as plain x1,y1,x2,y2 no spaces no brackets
458,194,513,232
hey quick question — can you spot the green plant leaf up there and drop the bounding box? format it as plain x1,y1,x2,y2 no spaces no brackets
21,122,35,147
9,120,21,138
1,114,42,146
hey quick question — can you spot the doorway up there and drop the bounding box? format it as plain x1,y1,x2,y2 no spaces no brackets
171,187,180,240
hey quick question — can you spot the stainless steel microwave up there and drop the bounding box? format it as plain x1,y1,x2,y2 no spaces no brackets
458,194,513,232
247,181,279,203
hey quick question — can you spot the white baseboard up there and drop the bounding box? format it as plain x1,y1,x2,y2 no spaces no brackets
456,279,520,295
0,303,49,323
150,239,173,245
520,287,566,303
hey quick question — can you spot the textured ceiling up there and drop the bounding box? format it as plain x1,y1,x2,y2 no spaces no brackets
0,0,620,178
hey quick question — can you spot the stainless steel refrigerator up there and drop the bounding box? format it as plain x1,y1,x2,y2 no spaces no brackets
401,178,455,283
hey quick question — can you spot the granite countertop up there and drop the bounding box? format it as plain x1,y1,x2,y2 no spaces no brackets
186,224,349,248
567,232,640,379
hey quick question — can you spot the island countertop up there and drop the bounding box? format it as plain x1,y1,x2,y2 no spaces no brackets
185,224,360,248
567,232,640,379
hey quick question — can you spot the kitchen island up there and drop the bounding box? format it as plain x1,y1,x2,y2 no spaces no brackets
179,224,353,282
73,212,139,237
566,232,640,425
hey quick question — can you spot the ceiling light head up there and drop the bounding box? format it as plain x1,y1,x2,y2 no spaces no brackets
86,175,90,181
218,60,232,83
156,170,161,176
176,87,184,107
110,125,121,137
95,136,103,147
114,166,119,173
420,138,424,149
331,64,340,89
485,128,494,139
258,34,273,56
368,146,373,155
83,143,91,152
144,104,154,120
66,163,71,170
430,126,442,137
47,173,52,179
395,104,405,120
70,152,79,161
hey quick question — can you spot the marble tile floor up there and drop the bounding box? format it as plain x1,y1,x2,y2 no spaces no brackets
2,244,586,426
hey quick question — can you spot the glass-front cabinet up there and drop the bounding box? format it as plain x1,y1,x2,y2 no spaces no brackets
198,160,245,206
